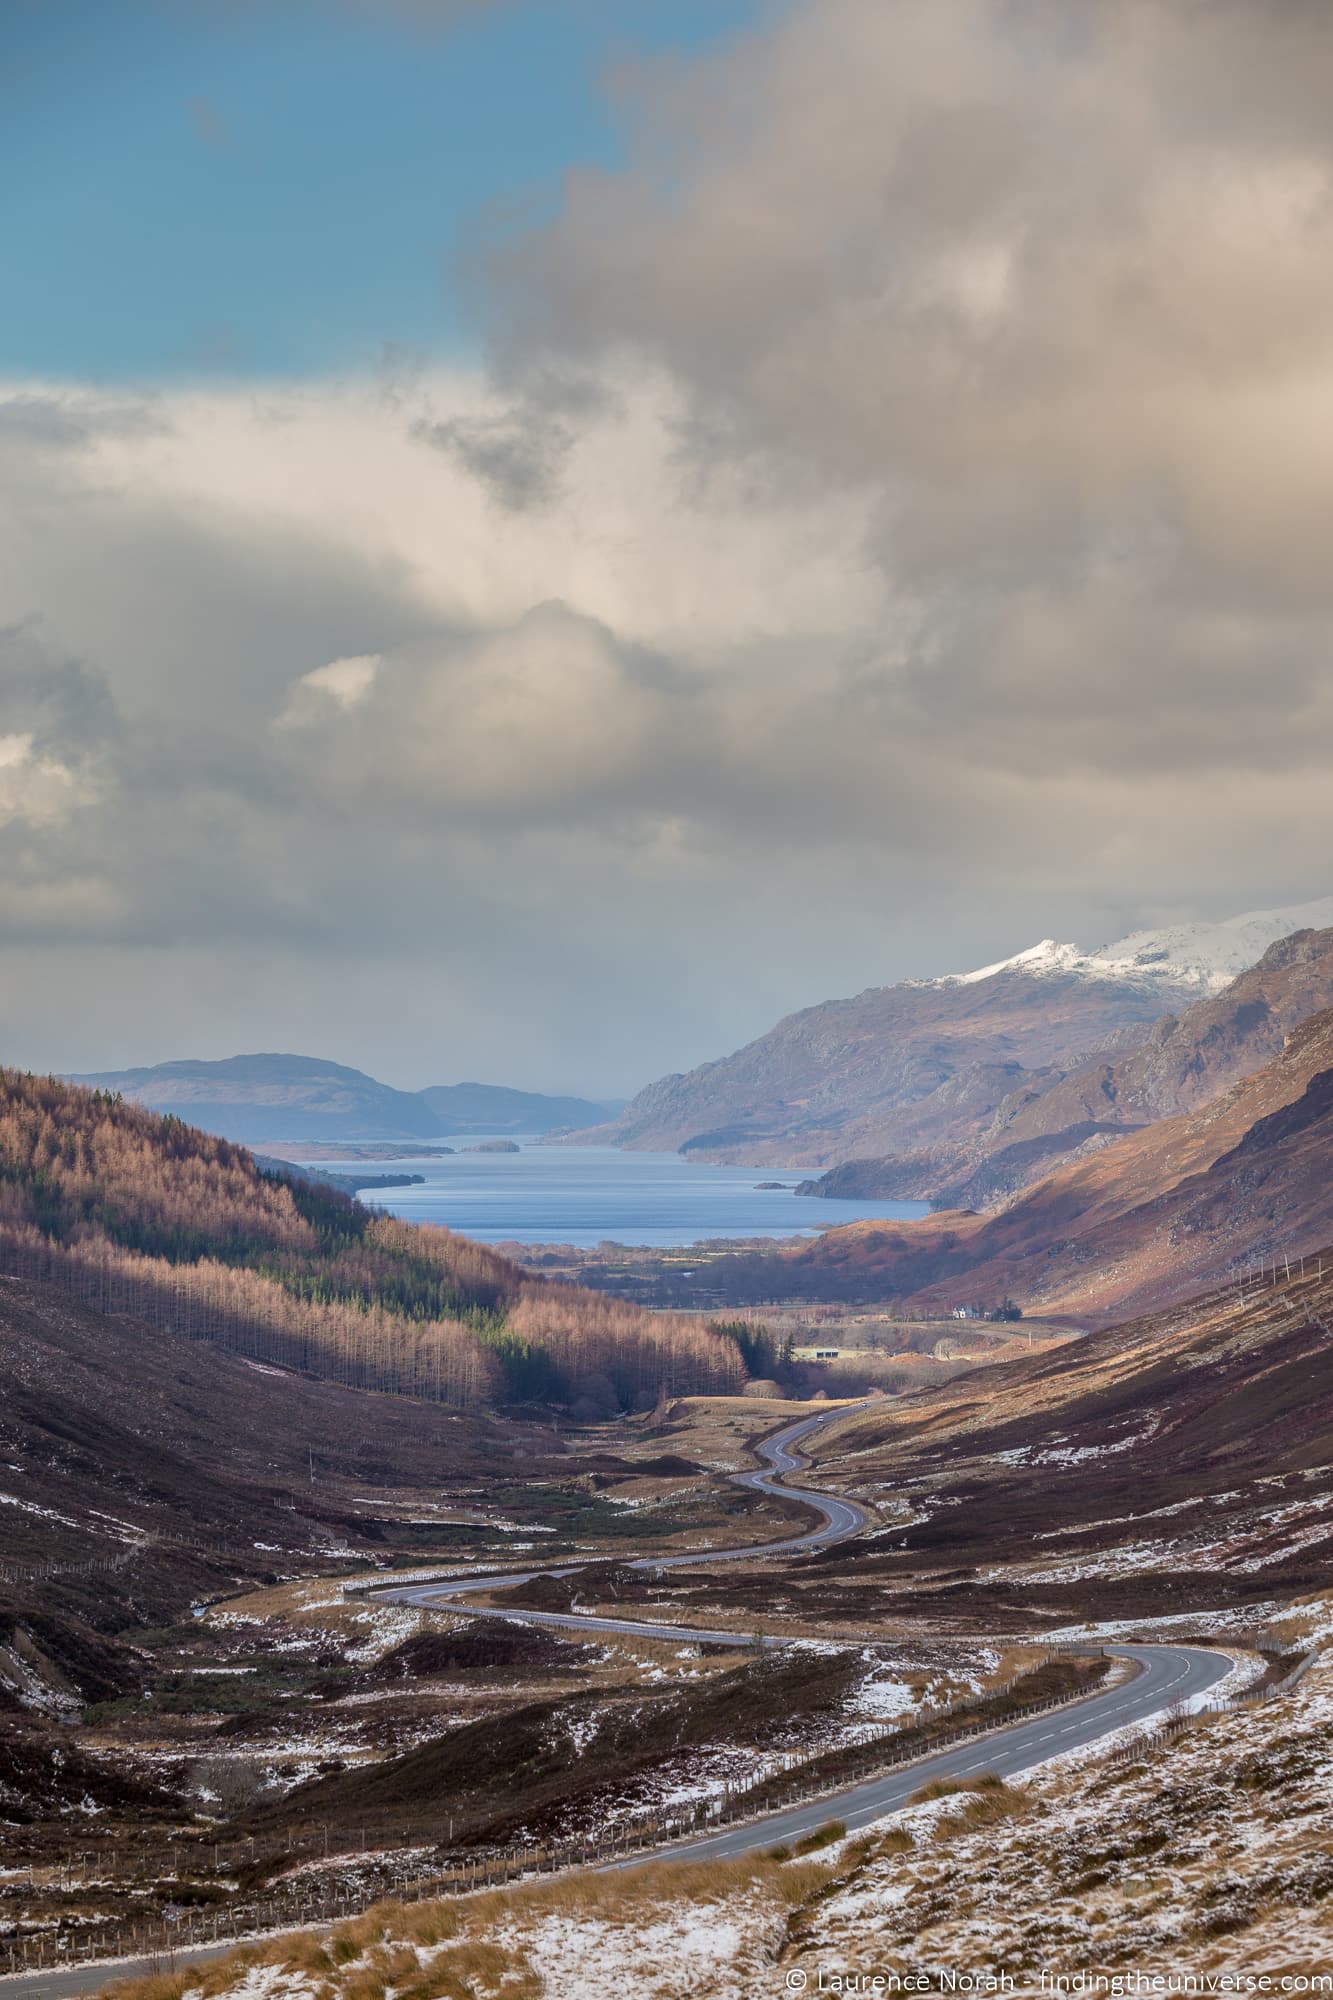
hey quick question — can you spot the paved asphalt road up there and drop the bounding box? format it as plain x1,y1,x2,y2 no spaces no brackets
3,1405,1234,1998
387,1401,1235,1860
390,1400,876,1628
619,1640,1234,1864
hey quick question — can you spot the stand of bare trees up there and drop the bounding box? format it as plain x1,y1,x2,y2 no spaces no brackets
0,1224,500,1405
0,1071,749,1409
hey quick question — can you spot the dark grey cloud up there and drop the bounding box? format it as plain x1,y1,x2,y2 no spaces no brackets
412,409,570,512
0,624,119,754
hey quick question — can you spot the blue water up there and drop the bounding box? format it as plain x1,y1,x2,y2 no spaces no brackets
328,1140,928,1248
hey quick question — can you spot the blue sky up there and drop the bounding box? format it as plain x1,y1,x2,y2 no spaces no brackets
5,0,767,381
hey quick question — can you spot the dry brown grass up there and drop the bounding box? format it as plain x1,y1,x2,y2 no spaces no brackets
907,1771,1025,1823
101,1978,195,2000
625,1394,850,1470
96,1851,835,2000
102,1665,1333,1997
1267,1589,1333,1650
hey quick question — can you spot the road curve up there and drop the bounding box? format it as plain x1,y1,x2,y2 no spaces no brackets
0,1647,1233,2000
615,1641,1234,1865
1,1410,1237,2000
0,1408,877,2000
389,1398,875,1630
385,1403,868,1621
385,1403,1235,1863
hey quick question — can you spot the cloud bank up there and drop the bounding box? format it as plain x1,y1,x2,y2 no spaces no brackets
3,0,1332,1088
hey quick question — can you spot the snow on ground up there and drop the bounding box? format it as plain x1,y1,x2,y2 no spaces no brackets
796,1656,1333,1986
342,1604,425,1664
1272,1591,1333,1648
982,1479,1333,1585
171,1660,1333,1998
505,1904,773,2000
0,1489,88,1530
186,1963,307,2000
0,1639,80,1715
208,1578,445,1662
1046,1605,1281,1640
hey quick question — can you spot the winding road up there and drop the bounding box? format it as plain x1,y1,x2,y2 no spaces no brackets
389,1400,875,1641
4,1402,1236,1998
386,1397,1237,1855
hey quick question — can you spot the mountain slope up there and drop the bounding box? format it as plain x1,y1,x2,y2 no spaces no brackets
810,925,1333,1207
801,1257,1333,1627
746,1002,1333,1323
581,898,1333,1169
0,1069,745,1409
70,1054,444,1145
931,896,1333,996
0,1273,532,1600
583,967,1171,1162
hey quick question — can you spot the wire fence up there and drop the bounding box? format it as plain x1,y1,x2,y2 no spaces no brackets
0,1534,283,1590
1101,1642,1322,1769
0,1653,1110,1980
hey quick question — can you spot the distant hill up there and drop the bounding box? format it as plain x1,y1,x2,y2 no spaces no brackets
69,1053,443,1144
418,1082,616,1134
68,1055,617,1145
576,896,1333,1171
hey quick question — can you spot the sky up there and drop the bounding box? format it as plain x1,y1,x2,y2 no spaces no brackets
4,0,1333,1095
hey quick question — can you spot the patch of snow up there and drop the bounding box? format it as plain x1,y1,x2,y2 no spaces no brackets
848,1676,919,1721
0,1490,87,1529
1275,1594,1333,1645
181,1962,301,2000
1046,1605,1281,1640
926,897,1333,997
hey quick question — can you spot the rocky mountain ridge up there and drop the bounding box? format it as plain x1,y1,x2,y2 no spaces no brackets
807,925,1333,1208
923,897,1333,997
576,896,1333,1171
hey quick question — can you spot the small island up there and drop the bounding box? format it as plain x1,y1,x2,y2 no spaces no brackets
754,1180,788,1190
462,1138,522,1154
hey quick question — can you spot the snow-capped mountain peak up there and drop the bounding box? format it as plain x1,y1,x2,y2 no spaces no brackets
936,897,1333,997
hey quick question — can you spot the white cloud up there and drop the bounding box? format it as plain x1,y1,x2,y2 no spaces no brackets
3,1,1333,1087
281,653,382,720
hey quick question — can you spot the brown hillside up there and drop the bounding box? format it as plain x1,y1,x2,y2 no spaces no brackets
791,1260,1333,1631
0,1069,744,1408
0,1274,569,1719
774,1005,1333,1322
